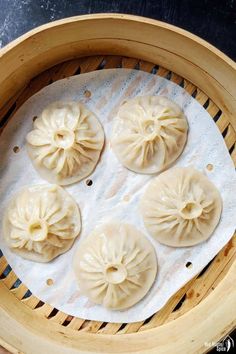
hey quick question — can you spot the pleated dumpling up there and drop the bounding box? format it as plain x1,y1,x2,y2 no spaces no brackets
3,185,81,262
140,167,222,247
26,101,104,185
73,223,157,310
112,96,188,173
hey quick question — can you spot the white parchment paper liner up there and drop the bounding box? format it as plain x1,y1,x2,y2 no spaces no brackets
0,69,235,323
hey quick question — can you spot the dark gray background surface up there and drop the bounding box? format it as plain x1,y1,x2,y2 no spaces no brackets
0,0,235,59
0,1,235,353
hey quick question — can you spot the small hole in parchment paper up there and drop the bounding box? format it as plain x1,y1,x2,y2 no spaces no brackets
86,179,93,186
185,261,193,269
46,278,54,286
13,146,20,153
123,195,130,202
84,90,91,98
206,163,214,171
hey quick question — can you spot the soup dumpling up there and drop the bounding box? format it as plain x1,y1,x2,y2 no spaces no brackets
140,167,222,247
112,96,188,174
27,101,104,185
3,184,81,262
73,223,157,310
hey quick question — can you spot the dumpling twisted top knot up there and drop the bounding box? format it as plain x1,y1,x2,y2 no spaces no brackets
73,223,157,310
140,167,222,247
112,96,188,173
3,185,81,262
26,101,104,185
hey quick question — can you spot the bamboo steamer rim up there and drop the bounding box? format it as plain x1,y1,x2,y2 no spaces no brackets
0,13,235,354
0,13,235,129
0,13,235,67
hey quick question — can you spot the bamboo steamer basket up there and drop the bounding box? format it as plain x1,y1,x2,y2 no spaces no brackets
0,14,235,354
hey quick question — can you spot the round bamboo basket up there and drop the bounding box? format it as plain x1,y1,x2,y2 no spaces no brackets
0,14,235,354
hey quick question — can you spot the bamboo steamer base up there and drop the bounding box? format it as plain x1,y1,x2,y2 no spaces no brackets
0,15,236,354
